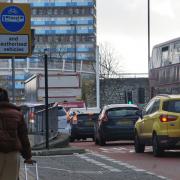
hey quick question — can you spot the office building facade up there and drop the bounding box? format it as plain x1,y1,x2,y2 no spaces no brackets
0,0,96,101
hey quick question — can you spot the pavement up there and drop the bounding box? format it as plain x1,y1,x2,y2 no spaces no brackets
31,134,86,155
32,146,86,156
19,134,86,179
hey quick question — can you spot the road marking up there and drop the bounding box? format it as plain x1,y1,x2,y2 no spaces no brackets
99,147,133,153
76,154,122,172
87,151,169,180
99,146,153,154
31,166,104,174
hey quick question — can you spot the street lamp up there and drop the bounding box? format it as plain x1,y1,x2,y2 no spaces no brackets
148,0,150,65
70,24,77,72
44,48,49,149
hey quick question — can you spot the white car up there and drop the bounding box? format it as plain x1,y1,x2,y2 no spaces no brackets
57,105,71,135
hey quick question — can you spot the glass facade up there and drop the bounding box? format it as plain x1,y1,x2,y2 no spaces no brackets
30,0,96,68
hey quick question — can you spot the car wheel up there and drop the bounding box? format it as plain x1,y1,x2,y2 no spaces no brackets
134,132,145,153
98,131,105,146
69,137,75,142
94,131,99,144
94,134,99,145
152,134,164,157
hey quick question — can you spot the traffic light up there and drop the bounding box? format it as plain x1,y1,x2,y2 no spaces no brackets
138,88,145,104
127,91,133,104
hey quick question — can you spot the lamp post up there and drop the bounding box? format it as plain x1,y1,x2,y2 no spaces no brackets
71,24,77,72
44,49,49,149
148,0,150,65
74,25,77,72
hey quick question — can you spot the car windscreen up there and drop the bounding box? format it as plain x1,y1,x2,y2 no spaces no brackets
58,107,66,116
77,114,89,121
162,100,180,113
107,107,139,118
78,114,99,121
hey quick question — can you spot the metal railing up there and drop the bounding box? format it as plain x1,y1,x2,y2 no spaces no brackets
29,105,59,146
100,73,148,79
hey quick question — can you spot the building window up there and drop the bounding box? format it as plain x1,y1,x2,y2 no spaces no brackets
38,9,44,15
59,9,65,15
54,9,58,15
161,46,170,66
32,9,37,16
75,8,80,15
47,9,53,15
173,42,180,64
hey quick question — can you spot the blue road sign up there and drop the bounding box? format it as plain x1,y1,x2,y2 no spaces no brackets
0,6,26,33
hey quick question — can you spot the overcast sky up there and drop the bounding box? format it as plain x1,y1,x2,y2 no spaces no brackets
97,0,180,73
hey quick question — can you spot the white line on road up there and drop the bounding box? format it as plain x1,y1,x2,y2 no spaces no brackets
29,166,104,174
86,151,169,180
76,154,122,172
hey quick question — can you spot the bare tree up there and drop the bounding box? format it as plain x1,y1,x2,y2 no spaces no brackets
99,42,123,79
98,42,124,106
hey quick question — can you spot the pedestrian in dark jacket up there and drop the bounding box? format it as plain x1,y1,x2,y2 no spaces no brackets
0,88,32,180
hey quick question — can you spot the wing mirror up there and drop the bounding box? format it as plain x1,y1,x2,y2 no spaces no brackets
136,110,143,119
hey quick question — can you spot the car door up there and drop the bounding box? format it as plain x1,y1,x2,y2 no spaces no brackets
140,99,155,139
58,106,71,135
144,99,160,138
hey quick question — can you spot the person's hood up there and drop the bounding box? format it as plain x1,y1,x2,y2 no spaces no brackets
0,102,20,111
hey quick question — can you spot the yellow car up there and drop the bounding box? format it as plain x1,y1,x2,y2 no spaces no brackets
134,94,180,156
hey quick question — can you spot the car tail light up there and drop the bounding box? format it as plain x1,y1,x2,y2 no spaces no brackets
159,114,177,122
29,112,35,123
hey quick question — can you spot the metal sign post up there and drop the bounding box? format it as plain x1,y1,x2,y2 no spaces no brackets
11,57,15,103
44,49,49,149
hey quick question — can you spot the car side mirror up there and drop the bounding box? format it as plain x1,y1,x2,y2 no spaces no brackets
136,110,143,119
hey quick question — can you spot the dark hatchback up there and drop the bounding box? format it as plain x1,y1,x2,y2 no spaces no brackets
94,104,140,145
70,113,99,142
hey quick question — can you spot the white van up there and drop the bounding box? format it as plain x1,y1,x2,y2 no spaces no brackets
57,105,71,135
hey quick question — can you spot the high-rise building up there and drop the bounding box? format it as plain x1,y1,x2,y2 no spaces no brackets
0,0,97,101
5,0,97,74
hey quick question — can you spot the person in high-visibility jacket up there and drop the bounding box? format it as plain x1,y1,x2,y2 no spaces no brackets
66,112,71,123
71,112,78,124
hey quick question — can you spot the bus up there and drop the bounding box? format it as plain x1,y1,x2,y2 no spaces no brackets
149,37,180,97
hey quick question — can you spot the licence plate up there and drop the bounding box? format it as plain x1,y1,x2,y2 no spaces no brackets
85,121,94,126
116,120,132,125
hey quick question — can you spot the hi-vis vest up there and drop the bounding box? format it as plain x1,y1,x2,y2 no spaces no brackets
73,112,78,121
